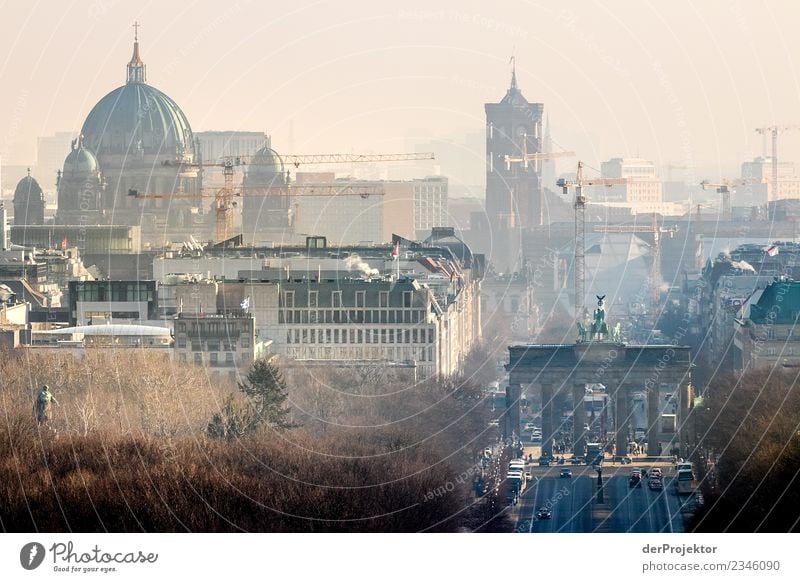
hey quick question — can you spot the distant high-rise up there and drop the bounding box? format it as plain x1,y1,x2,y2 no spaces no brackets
484,62,544,230
36,132,75,195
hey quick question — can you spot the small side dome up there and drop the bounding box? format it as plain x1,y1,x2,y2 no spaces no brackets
251,145,285,173
14,172,43,202
245,145,287,185
62,135,99,175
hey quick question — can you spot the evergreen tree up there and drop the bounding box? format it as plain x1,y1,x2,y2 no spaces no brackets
238,359,295,431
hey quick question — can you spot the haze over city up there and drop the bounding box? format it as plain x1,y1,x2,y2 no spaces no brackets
3,0,800,181
2,3,800,573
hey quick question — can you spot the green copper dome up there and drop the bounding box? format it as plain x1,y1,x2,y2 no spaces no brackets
245,145,286,184
80,39,194,159
62,137,99,175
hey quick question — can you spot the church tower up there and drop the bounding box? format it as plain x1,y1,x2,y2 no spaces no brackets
484,60,544,230
56,135,104,225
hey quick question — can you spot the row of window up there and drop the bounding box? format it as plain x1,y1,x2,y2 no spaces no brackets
285,327,434,345
72,282,155,303
285,346,436,362
279,309,425,325
176,337,250,349
283,290,414,309
177,352,245,366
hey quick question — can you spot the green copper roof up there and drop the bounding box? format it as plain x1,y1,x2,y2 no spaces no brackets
62,137,99,174
245,145,286,184
749,280,800,324
80,82,194,158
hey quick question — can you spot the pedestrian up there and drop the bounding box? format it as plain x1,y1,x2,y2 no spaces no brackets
35,384,58,425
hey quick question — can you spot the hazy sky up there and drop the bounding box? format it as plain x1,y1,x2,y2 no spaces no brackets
2,0,800,180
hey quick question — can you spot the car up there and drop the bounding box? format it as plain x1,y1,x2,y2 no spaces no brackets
629,474,641,488
484,448,493,458
570,456,583,465
524,422,537,431
538,457,551,467
536,507,552,520
651,467,663,478
649,478,663,491
560,468,572,478
620,457,632,465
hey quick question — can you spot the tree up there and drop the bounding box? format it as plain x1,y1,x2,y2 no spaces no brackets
238,359,296,431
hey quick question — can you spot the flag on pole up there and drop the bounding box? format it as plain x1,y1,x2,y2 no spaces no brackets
391,240,399,259
766,244,778,257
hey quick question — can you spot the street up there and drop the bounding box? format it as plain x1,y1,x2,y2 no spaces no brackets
514,465,690,533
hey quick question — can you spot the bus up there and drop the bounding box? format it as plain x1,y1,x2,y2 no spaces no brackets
675,468,695,494
586,443,604,466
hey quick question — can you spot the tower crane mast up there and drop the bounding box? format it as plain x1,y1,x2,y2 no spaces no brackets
557,161,627,322
700,178,765,220
754,125,800,199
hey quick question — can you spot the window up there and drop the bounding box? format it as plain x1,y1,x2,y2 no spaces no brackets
381,329,386,344
403,291,412,308
334,329,340,343
309,290,318,308
388,329,395,343
242,337,250,348
177,338,186,348
191,341,201,352
194,353,202,364
379,291,389,308
349,329,355,343
210,353,219,366
226,353,234,365
356,291,366,308
285,291,295,308
357,329,363,343
332,291,342,308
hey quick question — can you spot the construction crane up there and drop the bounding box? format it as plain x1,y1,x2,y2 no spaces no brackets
557,161,628,322
593,214,678,310
150,152,434,242
754,125,800,199
503,132,575,170
699,178,764,220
